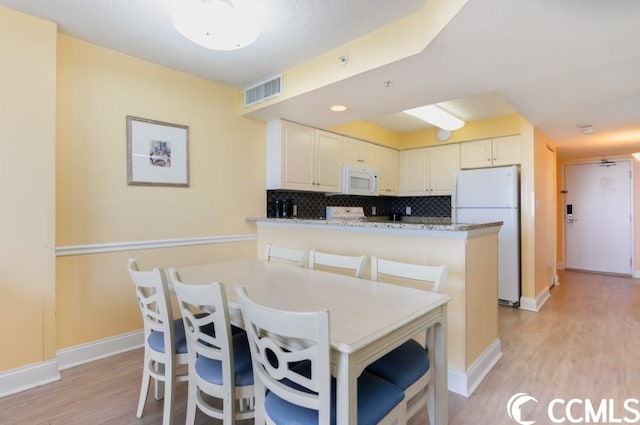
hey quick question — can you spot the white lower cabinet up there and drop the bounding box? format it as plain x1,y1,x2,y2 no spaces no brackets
400,144,460,196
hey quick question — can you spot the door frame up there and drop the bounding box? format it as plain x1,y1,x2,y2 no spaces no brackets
560,158,634,275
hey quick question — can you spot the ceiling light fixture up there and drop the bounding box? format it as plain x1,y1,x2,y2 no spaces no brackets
403,104,465,131
172,0,259,51
330,105,347,112
632,152,640,161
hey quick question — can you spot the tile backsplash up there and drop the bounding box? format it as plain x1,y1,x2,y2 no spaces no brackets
267,190,451,218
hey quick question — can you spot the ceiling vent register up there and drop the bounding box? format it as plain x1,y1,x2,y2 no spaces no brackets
244,75,282,107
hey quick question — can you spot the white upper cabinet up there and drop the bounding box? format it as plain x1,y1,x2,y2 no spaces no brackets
400,144,460,196
342,136,377,167
460,135,521,169
376,146,399,196
267,120,342,192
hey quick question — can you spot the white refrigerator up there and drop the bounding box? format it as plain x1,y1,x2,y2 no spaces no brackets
453,165,520,306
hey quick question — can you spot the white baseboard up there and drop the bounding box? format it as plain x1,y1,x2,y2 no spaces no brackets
448,338,503,397
0,330,143,398
519,286,551,312
0,360,60,398
57,330,144,370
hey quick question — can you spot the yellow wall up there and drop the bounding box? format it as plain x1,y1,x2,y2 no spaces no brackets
533,129,557,296
0,6,57,370
329,121,401,148
54,35,266,350
399,114,522,149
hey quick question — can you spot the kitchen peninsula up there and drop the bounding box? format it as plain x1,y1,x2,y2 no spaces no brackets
247,216,503,397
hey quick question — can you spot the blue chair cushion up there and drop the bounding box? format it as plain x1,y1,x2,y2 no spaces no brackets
265,361,404,425
366,339,429,390
148,318,188,354
194,332,254,386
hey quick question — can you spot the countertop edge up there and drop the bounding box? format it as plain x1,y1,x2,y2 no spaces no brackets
246,217,502,233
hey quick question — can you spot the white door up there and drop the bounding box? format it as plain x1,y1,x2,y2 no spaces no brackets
564,160,633,275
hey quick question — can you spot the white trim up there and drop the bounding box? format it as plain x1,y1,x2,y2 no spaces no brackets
56,234,257,256
519,286,551,312
0,331,144,398
56,330,144,370
447,338,503,397
0,360,60,398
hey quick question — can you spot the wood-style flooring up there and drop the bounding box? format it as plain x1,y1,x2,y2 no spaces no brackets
0,269,638,425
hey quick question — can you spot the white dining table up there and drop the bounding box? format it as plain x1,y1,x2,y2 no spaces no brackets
172,259,451,425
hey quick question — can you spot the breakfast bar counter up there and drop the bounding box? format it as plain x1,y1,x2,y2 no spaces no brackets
247,216,503,397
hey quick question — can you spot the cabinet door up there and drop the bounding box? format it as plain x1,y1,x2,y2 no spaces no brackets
492,135,521,166
342,137,360,165
315,130,343,192
282,121,315,189
358,142,378,166
460,139,492,169
377,146,398,195
429,144,460,195
342,137,377,166
400,148,429,195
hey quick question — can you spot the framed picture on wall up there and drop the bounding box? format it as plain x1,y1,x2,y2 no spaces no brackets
126,116,189,187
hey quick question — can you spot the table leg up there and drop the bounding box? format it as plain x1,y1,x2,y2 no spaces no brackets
335,351,357,425
431,305,448,425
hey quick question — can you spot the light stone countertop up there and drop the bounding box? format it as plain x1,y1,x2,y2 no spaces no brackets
246,216,502,232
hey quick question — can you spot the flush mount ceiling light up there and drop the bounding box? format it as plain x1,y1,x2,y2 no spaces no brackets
403,104,465,131
330,104,347,112
172,0,259,51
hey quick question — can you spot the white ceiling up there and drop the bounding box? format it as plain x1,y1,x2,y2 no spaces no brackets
3,0,640,159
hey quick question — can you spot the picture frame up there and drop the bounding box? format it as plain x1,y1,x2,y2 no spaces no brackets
126,116,189,187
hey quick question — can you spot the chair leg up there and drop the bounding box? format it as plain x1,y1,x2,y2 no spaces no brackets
154,361,165,400
162,366,176,425
184,379,197,425
137,353,151,418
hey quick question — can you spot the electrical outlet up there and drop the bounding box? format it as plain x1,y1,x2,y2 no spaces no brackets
405,206,412,215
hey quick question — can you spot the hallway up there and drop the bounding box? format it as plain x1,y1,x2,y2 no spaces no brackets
449,270,640,424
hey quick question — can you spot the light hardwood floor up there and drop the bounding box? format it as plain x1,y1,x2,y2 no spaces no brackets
1,270,638,425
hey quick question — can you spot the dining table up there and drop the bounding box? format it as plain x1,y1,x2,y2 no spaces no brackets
172,259,451,425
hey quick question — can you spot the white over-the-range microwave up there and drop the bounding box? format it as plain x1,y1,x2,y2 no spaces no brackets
340,164,378,196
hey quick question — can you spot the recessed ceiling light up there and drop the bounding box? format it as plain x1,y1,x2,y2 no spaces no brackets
403,104,465,131
330,105,347,112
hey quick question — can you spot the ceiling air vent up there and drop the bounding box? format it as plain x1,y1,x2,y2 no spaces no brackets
244,75,282,107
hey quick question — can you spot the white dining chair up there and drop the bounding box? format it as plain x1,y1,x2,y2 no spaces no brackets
235,284,406,425
308,249,366,278
367,256,448,423
264,243,308,267
127,258,189,425
169,269,255,425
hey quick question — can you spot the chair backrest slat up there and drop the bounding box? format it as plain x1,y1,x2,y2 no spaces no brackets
265,244,308,267
309,249,366,278
371,256,448,293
